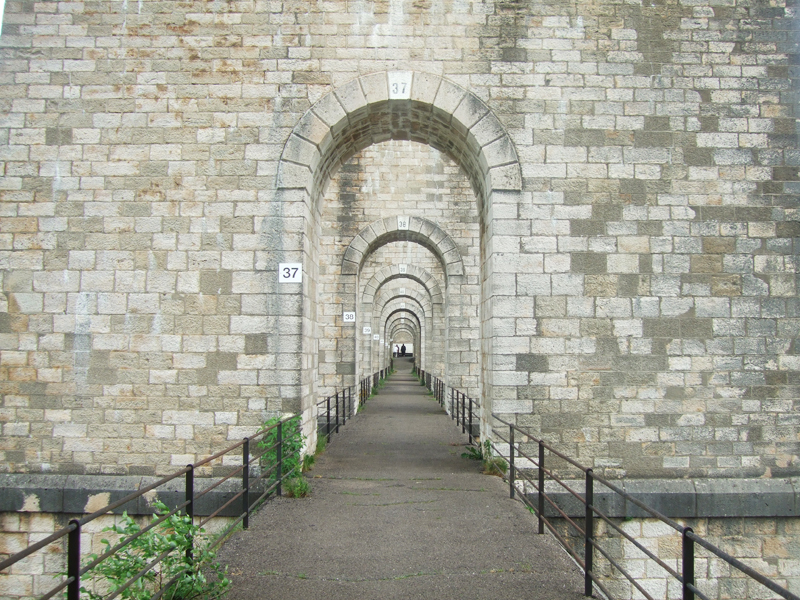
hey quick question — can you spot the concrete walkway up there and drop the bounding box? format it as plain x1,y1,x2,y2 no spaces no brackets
216,358,585,600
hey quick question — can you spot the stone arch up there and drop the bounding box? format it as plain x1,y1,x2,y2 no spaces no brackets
277,71,522,212
274,71,523,443
376,291,432,320
362,265,444,306
342,216,464,278
376,298,426,371
361,264,445,377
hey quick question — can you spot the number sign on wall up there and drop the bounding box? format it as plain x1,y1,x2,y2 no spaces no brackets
278,263,302,283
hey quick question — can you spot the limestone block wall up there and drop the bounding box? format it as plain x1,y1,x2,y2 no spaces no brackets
0,0,796,482
548,516,800,600
0,510,233,599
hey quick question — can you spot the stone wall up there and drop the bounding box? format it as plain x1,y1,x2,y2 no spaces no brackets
0,0,797,480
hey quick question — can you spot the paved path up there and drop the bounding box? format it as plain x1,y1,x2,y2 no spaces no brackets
217,358,584,600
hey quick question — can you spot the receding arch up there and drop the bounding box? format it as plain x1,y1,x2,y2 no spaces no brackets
363,265,444,306
377,292,431,321
342,216,464,278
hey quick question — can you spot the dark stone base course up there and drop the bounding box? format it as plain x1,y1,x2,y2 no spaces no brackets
522,476,800,519
0,473,263,517
1,474,797,519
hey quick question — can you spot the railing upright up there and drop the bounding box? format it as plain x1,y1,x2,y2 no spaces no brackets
276,421,283,496
584,468,594,598
509,425,515,499
186,464,195,561
538,440,545,534
326,395,332,441
468,399,473,444
67,520,80,600
461,393,466,434
335,391,340,434
242,438,250,530
683,528,695,600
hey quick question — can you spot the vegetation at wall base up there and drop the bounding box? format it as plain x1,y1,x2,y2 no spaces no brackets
461,441,508,477
284,476,311,498
77,501,230,600
257,415,304,482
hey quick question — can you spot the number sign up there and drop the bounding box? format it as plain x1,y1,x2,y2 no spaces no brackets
343,311,355,323
278,263,302,283
388,72,412,99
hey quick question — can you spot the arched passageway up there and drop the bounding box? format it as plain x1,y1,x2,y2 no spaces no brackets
274,71,522,445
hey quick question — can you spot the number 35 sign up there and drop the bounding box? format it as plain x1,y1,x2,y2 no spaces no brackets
278,263,302,283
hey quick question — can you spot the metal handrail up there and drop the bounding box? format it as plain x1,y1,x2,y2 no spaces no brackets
0,415,308,600
489,411,800,600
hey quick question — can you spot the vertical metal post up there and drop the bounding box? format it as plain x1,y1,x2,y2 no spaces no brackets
683,527,695,600
276,421,283,496
584,468,594,597
67,519,81,600
186,464,194,562
335,391,340,434
450,388,455,419
243,438,250,530
509,425,515,499
538,441,545,534
468,399,473,444
341,390,346,424
326,396,331,441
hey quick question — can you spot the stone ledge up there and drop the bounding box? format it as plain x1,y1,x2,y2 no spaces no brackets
1,474,797,519
0,474,266,517
521,476,800,519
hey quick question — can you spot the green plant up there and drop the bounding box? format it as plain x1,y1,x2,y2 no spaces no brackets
461,441,508,476
257,415,304,481
79,501,229,600
481,441,508,477
284,476,311,498
302,453,315,472
461,444,483,461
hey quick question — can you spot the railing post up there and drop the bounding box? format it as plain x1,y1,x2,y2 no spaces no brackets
326,395,332,441
186,464,194,562
468,399,473,445
335,391,340,434
683,527,695,600
538,440,545,534
243,438,250,530
584,468,594,597
461,392,466,434
341,390,346,424
450,388,454,419
509,425,515,499
276,421,283,496
67,519,81,600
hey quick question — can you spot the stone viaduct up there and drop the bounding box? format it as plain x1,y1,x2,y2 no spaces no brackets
0,0,798,596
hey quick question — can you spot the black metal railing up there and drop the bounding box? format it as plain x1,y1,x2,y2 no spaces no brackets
450,388,475,445
316,386,354,443
491,414,800,600
0,416,304,600
358,368,390,408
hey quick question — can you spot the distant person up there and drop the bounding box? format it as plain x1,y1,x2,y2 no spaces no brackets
400,344,406,356
394,345,399,357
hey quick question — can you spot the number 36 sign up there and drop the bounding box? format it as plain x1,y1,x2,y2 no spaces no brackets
278,263,302,283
